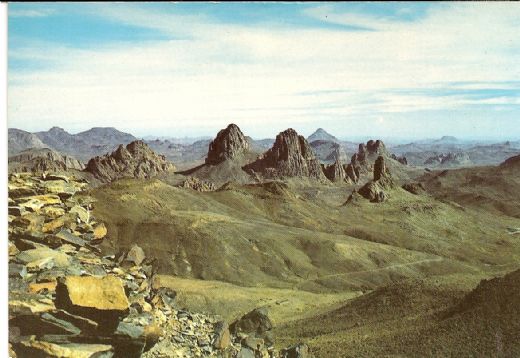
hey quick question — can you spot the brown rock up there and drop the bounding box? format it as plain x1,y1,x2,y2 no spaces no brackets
180,177,216,192
206,124,250,165
213,321,231,349
29,280,58,294
323,159,347,182
374,156,389,181
244,128,325,180
123,245,146,266
56,276,129,311
17,339,114,358
93,223,108,239
85,140,175,182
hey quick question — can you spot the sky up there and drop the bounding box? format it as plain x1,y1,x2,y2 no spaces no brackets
7,2,520,140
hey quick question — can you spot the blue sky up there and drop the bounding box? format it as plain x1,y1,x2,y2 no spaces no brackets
8,2,520,140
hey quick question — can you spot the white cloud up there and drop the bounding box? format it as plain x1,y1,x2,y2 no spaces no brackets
8,3,520,138
9,8,55,18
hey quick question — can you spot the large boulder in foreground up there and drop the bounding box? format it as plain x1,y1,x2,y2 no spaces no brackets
206,124,250,165
55,276,129,331
85,140,175,182
244,129,326,180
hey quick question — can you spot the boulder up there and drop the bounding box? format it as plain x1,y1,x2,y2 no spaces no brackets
213,320,231,349
93,223,108,239
230,307,273,340
281,343,313,358
55,276,129,330
121,245,146,267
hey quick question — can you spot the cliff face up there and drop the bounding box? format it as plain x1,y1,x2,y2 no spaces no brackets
85,140,175,182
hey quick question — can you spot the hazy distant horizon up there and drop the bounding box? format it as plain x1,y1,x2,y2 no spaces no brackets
8,3,520,140
9,124,520,144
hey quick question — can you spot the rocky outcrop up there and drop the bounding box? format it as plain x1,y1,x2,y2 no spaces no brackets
8,148,85,173
323,159,347,182
180,177,217,192
244,128,326,180
351,140,388,169
206,124,250,165
373,155,389,181
85,140,175,182
355,156,395,203
391,153,408,165
424,152,471,167
344,163,359,183
402,182,425,195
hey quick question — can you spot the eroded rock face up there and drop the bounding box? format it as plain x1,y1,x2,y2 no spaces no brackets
351,140,388,169
85,140,175,182
244,129,325,180
323,159,347,182
357,156,395,203
374,156,389,181
206,124,250,165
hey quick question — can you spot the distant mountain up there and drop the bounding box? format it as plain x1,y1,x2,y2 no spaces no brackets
310,140,348,164
35,127,137,162
8,128,48,156
8,148,84,173
435,136,458,143
307,128,338,143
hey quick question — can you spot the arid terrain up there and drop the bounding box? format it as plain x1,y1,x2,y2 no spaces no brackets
7,124,520,357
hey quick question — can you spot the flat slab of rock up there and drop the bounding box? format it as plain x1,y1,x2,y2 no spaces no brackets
18,339,114,358
55,276,129,329
16,247,71,267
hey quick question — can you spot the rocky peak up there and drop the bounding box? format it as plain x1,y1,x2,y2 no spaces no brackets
206,124,250,165
323,159,347,182
354,155,395,203
244,128,326,180
85,140,175,182
374,156,389,181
